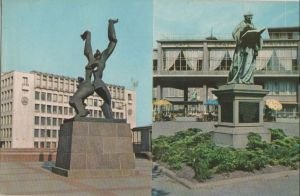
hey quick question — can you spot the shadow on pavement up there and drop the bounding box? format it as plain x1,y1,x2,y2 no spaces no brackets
152,164,162,179
152,164,171,195
152,188,170,196
42,161,55,171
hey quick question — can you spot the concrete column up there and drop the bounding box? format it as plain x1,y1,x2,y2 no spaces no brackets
184,87,188,116
297,41,300,105
157,42,163,72
297,41,300,71
218,104,221,123
259,100,264,124
156,85,163,99
296,82,300,108
203,42,209,71
233,100,239,124
203,84,208,112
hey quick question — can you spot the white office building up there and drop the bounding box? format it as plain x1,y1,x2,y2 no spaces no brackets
153,26,299,121
0,71,136,148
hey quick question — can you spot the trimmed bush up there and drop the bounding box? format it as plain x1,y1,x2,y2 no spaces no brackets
152,128,299,182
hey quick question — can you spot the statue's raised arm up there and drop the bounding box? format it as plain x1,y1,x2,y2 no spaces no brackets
91,19,119,119
101,19,118,62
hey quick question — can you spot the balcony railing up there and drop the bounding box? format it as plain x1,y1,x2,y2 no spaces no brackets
154,69,299,76
275,111,299,119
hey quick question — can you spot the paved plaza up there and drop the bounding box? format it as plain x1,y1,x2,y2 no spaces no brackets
0,158,151,196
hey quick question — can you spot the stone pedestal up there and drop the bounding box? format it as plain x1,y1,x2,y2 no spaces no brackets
52,117,135,177
212,84,270,148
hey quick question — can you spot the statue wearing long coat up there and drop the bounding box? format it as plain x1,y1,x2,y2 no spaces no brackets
228,18,262,84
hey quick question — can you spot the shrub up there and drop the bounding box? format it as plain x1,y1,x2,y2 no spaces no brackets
247,132,268,150
269,128,287,141
152,128,300,182
192,158,212,182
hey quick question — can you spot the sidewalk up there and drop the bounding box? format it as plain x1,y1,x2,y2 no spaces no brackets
0,158,151,196
152,166,299,196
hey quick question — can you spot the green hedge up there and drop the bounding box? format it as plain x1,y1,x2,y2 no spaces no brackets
152,128,300,182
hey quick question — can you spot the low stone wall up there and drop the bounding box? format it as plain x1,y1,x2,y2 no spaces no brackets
264,122,300,137
153,121,299,138
152,121,216,139
0,148,57,162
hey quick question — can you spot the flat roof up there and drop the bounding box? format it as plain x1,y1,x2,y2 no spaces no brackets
268,26,300,33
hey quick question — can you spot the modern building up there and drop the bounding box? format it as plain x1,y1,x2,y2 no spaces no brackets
0,71,136,148
153,26,299,121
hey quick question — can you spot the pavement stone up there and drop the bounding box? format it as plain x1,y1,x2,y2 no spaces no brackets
152,165,300,196
0,158,151,196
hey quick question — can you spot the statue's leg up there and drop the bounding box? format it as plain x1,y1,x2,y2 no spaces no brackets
227,52,240,84
70,97,87,117
240,48,255,84
95,86,113,119
69,84,94,117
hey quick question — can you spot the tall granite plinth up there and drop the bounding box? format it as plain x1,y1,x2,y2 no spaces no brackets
52,118,135,177
212,84,270,148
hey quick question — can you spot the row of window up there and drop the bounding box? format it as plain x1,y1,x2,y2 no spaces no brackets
35,73,125,99
35,104,74,115
1,115,12,125
85,98,103,107
34,116,64,126
34,104,127,117
0,141,12,148
35,74,127,100
0,141,57,149
109,86,126,100
34,91,131,107
0,128,12,138
35,91,70,103
1,102,13,113
34,141,56,149
269,32,299,40
34,91,131,110
34,91,124,106
1,76,13,88
159,49,298,72
1,89,13,100
84,109,125,119
34,129,58,138
35,74,76,92
265,81,297,96
112,101,126,110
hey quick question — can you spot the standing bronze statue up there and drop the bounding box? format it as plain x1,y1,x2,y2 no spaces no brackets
69,19,118,118
228,12,264,84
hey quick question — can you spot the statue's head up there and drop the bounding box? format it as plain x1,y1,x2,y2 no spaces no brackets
243,11,253,23
77,77,84,84
94,49,101,59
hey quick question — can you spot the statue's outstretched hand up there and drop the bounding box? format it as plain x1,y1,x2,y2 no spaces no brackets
109,18,118,24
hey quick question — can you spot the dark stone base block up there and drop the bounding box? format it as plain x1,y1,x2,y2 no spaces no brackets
52,117,135,177
213,126,270,148
212,84,270,148
52,166,138,177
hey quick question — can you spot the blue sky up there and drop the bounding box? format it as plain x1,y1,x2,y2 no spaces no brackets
154,0,299,44
1,0,153,127
1,0,299,126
